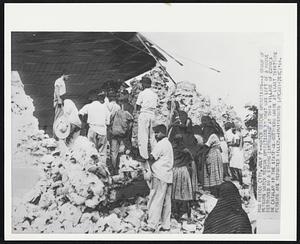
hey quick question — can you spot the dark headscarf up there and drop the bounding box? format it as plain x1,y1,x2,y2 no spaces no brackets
224,121,235,131
172,134,193,168
178,111,188,126
200,116,224,143
168,111,188,143
182,118,198,157
211,117,224,137
203,181,252,234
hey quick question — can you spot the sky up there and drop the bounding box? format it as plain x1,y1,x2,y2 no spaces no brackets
141,32,282,120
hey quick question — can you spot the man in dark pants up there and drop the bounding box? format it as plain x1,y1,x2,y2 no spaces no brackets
109,97,134,175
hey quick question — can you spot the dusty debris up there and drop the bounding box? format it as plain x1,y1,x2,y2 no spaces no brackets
11,70,256,234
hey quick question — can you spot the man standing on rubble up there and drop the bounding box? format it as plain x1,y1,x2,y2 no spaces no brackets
109,97,134,175
135,77,158,162
79,91,110,161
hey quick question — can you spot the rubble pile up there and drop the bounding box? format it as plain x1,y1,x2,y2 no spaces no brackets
11,69,256,234
128,78,143,148
11,71,39,140
174,82,242,127
209,98,240,127
128,68,240,137
173,81,211,125
11,72,148,233
12,134,151,233
148,68,175,126
11,71,53,166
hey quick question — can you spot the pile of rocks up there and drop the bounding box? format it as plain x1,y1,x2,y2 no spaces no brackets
173,81,211,125
11,68,256,234
11,72,148,233
128,68,241,137
12,134,151,233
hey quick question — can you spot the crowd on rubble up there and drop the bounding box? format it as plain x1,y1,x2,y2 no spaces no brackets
51,72,256,234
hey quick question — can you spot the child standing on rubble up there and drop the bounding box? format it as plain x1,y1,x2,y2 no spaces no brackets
142,124,174,232
171,134,194,222
228,126,244,186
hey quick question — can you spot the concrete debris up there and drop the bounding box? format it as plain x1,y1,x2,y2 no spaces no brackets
11,69,257,234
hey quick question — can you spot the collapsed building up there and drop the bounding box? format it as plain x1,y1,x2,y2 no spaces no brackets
11,32,256,234
12,32,167,136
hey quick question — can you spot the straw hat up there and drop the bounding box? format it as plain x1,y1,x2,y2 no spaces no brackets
53,116,71,139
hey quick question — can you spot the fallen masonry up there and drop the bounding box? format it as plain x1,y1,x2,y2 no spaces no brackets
11,70,256,233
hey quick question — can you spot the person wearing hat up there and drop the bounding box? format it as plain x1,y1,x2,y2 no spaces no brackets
79,90,110,161
54,93,81,145
63,98,81,145
53,73,70,139
142,124,174,232
135,76,158,162
53,116,71,141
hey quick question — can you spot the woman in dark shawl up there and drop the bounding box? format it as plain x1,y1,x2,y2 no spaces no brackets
181,118,200,194
168,110,198,154
168,110,188,144
199,115,224,143
192,127,210,187
203,181,252,234
168,111,199,194
171,134,194,221
182,118,198,156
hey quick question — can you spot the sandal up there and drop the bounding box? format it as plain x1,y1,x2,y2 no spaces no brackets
141,226,155,232
159,227,170,232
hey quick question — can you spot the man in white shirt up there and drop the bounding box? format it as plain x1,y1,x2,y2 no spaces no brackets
136,77,158,161
142,124,174,232
79,91,110,160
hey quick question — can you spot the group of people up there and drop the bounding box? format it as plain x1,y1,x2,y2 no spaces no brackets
53,74,134,175
53,74,252,234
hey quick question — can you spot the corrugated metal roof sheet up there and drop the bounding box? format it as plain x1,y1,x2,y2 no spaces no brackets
12,32,162,135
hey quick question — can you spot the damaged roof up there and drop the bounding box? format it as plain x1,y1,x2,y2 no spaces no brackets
12,32,165,134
